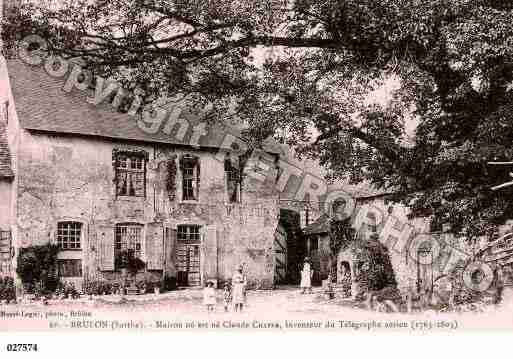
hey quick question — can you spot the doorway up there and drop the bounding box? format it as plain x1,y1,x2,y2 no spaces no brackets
176,244,200,287
176,225,201,287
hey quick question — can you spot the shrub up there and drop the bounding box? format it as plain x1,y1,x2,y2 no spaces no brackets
161,275,177,292
83,280,114,295
16,244,59,293
0,276,16,303
57,281,80,299
115,249,146,279
135,279,163,294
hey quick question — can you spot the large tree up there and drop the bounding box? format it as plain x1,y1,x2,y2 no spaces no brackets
3,0,513,240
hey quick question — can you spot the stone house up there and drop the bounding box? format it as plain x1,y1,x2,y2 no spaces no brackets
0,58,287,290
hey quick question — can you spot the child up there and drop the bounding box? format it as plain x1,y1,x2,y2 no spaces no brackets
203,281,216,312
223,282,232,312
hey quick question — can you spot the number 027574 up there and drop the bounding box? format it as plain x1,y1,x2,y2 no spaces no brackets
6,344,38,352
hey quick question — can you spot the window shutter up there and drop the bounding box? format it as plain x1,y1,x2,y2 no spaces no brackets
146,222,164,270
164,227,177,276
203,225,218,282
98,225,115,271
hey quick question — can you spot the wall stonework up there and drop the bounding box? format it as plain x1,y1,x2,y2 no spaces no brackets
308,198,432,295
15,130,280,288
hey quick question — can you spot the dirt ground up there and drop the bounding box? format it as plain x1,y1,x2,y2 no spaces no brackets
2,286,513,331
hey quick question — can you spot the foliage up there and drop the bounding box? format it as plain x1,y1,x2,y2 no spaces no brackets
83,280,114,295
16,244,60,292
329,217,356,255
4,1,513,240
136,279,164,293
166,155,177,201
0,276,16,303
55,281,80,299
115,249,146,276
161,275,177,292
350,234,398,295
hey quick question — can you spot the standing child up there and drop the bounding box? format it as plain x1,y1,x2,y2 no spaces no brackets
300,257,313,294
203,281,216,312
223,282,232,312
232,265,247,312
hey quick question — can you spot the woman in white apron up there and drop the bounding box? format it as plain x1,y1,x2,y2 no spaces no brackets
232,265,247,312
300,257,313,294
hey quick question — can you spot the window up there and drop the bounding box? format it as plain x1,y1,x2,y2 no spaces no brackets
310,236,319,252
367,212,377,233
115,223,143,262
225,156,241,203
56,222,82,250
180,155,200,201
177,225,201,243
114,150,147,197
57,259,82,277
1,101,8,124
182,162,195,200
0,230,12,262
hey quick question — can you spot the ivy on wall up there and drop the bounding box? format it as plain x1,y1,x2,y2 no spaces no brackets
328,217,356,255
16,244,60,293
166,155,177,201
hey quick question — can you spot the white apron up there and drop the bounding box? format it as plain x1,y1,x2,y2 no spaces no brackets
300,263,312,288
232,272,246,304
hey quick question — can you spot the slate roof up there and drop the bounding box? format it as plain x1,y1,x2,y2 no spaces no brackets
0,120,14,179
7,60,280,153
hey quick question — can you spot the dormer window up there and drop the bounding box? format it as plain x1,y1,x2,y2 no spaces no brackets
113,149,148,198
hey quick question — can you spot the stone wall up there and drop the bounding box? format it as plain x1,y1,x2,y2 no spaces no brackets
0,180,11,228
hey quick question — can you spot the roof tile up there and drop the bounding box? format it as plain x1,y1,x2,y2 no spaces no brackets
7,60,280,153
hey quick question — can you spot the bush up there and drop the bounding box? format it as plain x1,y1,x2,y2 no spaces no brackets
135,279,163,294
115,249,146,277
0,276,16,303
56,281,80,299
16,244,59,294
161,275,177,292
84,280,114,295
